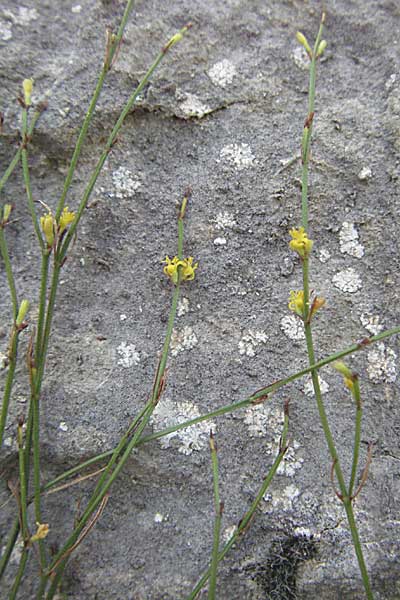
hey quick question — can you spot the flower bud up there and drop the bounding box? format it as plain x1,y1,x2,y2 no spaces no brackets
296,31,312,57
316,40,327,57
3,204,12,222
23,78,34,106
16,299,30,326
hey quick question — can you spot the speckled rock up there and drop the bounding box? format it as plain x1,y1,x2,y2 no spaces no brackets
0,1,399,599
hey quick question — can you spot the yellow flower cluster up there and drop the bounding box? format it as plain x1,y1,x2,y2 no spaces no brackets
40,207,76,247
289,227,313,258
163,255,198,284
288,290,305,316
23,78,33,106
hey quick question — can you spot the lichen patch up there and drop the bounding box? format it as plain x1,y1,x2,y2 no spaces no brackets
111,166,141,199
220,143,256,170
367,343,397,383
332,268,362,293
339,222,364,258
116,342,140,368
170,326,198,356
208,59,237,88
150,399,215,455
238,329,268,357
280,315,305,340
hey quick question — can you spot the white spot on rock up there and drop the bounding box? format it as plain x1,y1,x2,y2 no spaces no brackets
292,45,309,70
3,8,38,26
213,211,236,230
0,352,8,369
367,343,397,383
280,315,305,340
71,5,82,13
177,298,189,317
264,484,301,511
111,166,141,198
59,422,68,432
303,374,329,396
150,399,215,455
358,166,372,181
220,143,256,170
154,513,165,523
0,21,12,40
213,237,227,246
276,441,304,478
360,313,383,336
170,327,198,356
178,92,211,118
318,248,331,263
238,329,268,357
339,222,364,258
119,314,127,322
116,342,140,368
208,59,237,88
332,268,362,293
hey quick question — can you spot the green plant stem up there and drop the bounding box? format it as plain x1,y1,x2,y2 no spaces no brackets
58,23,191,263
41,197,187,598
21,108,44,250
35,251,51,361
55,0,135,220
187,406,289,600
0,107,43,195
299,16,373,599
0,517,19,579
0,229,18,318
208,434,222,600
8,551,29,600
349,379,362,498
0,327,18,449
301,16,324,227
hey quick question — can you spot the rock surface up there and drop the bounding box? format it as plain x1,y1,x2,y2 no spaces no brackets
0,1,399,598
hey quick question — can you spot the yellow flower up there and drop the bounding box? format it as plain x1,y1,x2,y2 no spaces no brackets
163,256,183,284
163,255,198,284
58,207,75,234
289,227,313,258
288,290,305,317
30,522,49,543
40,212,55,247
181,256,198,281
23,78,34,106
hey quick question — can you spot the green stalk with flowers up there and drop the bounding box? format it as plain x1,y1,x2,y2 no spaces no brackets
288,14,374,599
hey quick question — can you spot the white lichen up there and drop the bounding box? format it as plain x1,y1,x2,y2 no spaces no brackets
220,143,256,170
358,166,372,181
243,404,282,438
339,222,364,258
360,313,383,336
367,343,397,383
111,166,141,198
170,327,198,356
177,298,189,317
59,422,68,432
150,399,215,455
3,7,38,25
238,329,268,357
208,59,237,88
212,211,236,230
0,21,12,40
264,484,301,512
318,248,331,263
178,92,211,118
280,315,305,341
116,342,140,368
332,268,362,293
292,45,309,70
213,236,227,246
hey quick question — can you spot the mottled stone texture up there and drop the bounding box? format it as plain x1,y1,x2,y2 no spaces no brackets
0,1,399,598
